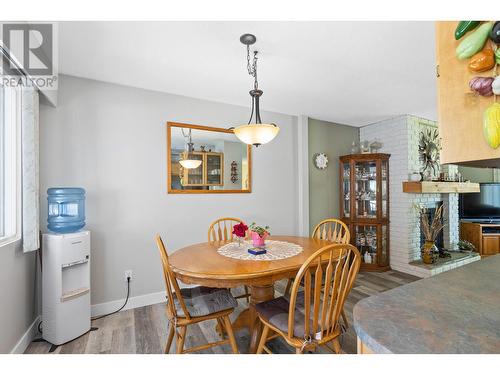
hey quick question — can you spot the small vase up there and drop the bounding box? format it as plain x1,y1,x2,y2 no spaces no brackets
251,231,267,247
421,241,438,264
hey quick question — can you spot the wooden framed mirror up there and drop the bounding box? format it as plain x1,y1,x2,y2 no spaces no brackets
167,122,252,194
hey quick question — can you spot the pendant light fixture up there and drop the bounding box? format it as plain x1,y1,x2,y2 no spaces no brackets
233,34,279,147
179,128,202,169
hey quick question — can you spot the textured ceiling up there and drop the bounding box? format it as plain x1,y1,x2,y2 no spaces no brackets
59,21,437,126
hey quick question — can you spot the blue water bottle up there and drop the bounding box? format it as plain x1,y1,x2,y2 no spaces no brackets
47,187,86,233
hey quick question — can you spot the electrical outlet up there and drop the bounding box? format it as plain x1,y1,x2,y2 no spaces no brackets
124,270,133,282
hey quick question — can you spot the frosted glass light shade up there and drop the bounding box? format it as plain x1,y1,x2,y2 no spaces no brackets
179,159,202,169
233,123,280,146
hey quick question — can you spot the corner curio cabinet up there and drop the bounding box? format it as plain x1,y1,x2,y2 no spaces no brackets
340,153,390,271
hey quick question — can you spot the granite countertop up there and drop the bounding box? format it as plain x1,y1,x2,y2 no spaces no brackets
353,255,500,354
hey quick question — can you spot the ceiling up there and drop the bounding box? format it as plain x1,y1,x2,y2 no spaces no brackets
58,21,437,126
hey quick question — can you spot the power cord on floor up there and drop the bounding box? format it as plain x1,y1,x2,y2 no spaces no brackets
91,276,131,321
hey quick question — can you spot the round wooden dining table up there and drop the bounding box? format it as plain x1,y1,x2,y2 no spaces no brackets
169,235,332,353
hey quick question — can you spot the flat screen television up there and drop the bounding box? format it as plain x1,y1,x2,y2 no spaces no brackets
459,183,500,222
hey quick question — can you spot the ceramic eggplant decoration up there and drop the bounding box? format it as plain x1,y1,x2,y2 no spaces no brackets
455,21,480,40
493,77,500,96
483,103,500,149
456,22,493,60
490,21,500,43
468,46,495,72
469,77,494,96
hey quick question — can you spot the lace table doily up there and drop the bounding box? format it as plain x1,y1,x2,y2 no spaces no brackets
217,240,303,261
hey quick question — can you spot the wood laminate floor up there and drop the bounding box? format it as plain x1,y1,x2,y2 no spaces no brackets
25,270,419,354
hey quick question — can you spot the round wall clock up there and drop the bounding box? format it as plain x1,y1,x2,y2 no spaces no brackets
313,153,329,170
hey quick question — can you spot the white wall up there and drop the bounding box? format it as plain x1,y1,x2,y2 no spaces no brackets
39,75,299,307
0,240,38,352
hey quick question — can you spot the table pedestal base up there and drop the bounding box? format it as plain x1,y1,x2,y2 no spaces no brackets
229,284,275,353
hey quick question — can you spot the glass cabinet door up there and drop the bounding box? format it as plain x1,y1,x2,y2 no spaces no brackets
354,224,389,267
380,224,388,266
342,162,350,218
381,160,389,219
205,153,223,186
354,225,378,265
354,160,377,219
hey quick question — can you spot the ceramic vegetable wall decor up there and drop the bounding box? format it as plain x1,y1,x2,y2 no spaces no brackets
483,103,500,149
456,22,493,60
468,46,495,72
455,21,480,40
470,77,494,96
493,77,500,95
455,21,500,149
491,22,500,43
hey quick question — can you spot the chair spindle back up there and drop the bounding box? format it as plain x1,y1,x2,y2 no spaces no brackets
288,243,360,341
208,217,245,242
312,219,350,244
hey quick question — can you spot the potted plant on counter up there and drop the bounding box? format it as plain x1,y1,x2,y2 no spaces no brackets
415,204,445,264
248,222,270,247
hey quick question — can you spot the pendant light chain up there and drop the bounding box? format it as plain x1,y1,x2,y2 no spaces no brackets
181,128,194,152
246,45,259,90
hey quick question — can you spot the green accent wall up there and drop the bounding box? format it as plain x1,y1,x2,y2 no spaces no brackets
308,118,359,235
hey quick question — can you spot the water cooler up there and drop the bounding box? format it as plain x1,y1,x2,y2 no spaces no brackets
42,188,91,345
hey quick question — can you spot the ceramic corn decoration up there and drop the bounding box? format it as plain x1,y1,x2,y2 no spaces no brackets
483,103,500,149
456,22,493,60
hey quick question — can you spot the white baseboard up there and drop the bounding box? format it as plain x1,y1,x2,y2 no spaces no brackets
91,291,166,317
10,315,41,354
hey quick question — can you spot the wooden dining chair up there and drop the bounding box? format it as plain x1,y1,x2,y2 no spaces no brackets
284,219,351,327
311,218,350,244
256,243,361,354
308,218,351,329
208,217,250,303
156,235,239,354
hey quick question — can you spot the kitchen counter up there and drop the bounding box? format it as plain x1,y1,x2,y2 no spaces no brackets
353,255,500,353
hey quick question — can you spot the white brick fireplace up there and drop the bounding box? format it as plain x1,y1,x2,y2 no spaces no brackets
360,115,477,277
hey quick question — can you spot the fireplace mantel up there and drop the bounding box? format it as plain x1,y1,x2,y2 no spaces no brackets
402,181,480,194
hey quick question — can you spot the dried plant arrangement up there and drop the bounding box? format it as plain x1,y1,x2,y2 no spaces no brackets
414,203,445,244
414,203,446,264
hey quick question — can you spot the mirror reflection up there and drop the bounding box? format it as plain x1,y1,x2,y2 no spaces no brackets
167,123,251,193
